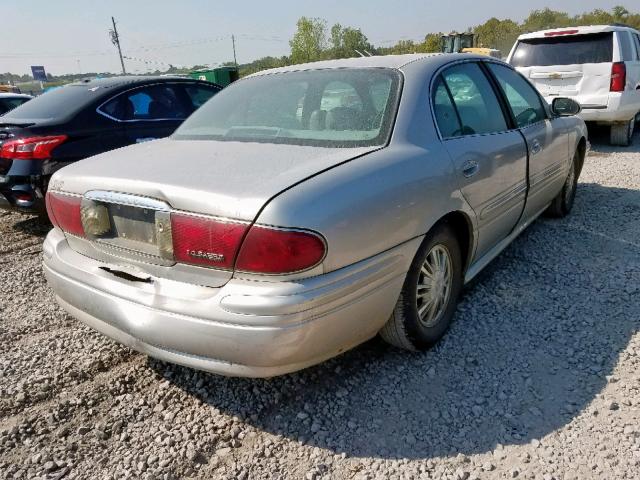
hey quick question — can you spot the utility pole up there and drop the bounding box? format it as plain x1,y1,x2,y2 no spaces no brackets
109,16,126,75
231,35,238,67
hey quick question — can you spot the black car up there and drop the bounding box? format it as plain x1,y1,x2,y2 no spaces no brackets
0,76,221,213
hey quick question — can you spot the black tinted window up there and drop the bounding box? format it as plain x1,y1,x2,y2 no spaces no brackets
511,33,613,67
432,76,461,138
0,98,30,115
101,85,189,121
487,63,546,128
442,63,508,136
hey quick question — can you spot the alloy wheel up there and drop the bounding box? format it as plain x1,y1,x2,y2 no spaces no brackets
416,244,452,328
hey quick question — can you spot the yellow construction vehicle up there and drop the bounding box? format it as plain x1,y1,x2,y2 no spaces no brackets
441,32,502,59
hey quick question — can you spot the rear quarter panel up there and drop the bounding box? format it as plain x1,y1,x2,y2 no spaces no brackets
254,60,477,274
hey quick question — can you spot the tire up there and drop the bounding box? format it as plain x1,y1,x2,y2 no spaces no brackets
380,223,463,351
546,149,579,218
610,119,633,146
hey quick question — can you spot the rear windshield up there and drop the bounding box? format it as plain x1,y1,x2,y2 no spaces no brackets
3,85,101,121
511,32,613,67
173,68,402,148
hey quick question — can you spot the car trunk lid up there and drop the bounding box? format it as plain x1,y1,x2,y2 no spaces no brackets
51,138,380,287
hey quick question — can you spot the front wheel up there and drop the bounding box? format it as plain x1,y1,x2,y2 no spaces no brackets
380,224,463,351
546,149,579,218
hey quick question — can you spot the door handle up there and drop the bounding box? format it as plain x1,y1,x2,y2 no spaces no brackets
530,139,542,155
462,160,479,178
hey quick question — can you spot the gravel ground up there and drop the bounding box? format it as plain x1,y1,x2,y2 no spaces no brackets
1,131,639,480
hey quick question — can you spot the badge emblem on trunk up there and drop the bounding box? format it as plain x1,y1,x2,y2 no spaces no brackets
187,250,225,263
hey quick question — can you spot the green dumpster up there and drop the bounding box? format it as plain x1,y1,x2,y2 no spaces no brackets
189,67,239,87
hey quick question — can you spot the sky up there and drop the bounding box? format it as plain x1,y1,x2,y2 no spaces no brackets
1,0,630,76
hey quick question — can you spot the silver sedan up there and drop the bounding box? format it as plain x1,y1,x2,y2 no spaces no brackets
42,54,587,377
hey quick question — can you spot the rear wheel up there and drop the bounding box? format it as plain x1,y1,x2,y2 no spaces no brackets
380,224,463,351
610,118,634,146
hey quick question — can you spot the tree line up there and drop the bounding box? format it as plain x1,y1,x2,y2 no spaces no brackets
2,5,639,84
239,5,640,76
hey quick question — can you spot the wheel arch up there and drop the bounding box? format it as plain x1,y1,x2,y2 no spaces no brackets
432,210,474,274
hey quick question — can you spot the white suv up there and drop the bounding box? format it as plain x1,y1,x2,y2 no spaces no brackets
508,25,640,146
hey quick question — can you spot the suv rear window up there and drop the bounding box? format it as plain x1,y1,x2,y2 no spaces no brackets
511,32,613,67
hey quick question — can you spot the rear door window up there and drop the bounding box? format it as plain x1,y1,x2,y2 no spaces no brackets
511,32,613,67
634,34,640,60
100,85,189,121
487,63,546,128
441,63,508,136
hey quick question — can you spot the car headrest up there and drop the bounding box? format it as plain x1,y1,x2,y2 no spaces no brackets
309,109,327,130
326,107,362,131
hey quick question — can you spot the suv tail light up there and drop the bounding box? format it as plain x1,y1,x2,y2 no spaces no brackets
45,192,84,237
170,213,326,274
0,135,67,160
610,62,626,92
235,226,326,274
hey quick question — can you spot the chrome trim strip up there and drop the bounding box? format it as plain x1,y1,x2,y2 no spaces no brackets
480,180,527,219
84,190,171,211
530,162,563,188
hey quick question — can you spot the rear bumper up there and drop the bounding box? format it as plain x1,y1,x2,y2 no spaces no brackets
43,229,418,377
0,175,45,214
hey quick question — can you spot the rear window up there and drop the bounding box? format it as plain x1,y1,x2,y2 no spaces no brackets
3,85,100,121
511,32,613,67
173,68,401,148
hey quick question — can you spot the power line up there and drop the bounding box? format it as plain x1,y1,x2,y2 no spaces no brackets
0,33,287,59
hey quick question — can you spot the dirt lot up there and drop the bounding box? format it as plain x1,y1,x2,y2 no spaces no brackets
1,132,639,480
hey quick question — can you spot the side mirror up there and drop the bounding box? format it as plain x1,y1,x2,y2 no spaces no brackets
551,97,581,116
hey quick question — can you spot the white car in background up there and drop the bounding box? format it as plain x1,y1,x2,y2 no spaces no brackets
508,25,640,146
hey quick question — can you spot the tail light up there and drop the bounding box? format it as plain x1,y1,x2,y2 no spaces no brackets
610,62,626,92
0,135,67,160
170,213,249,269
235,226,326,274
170,213,326,274
45,191,84,237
